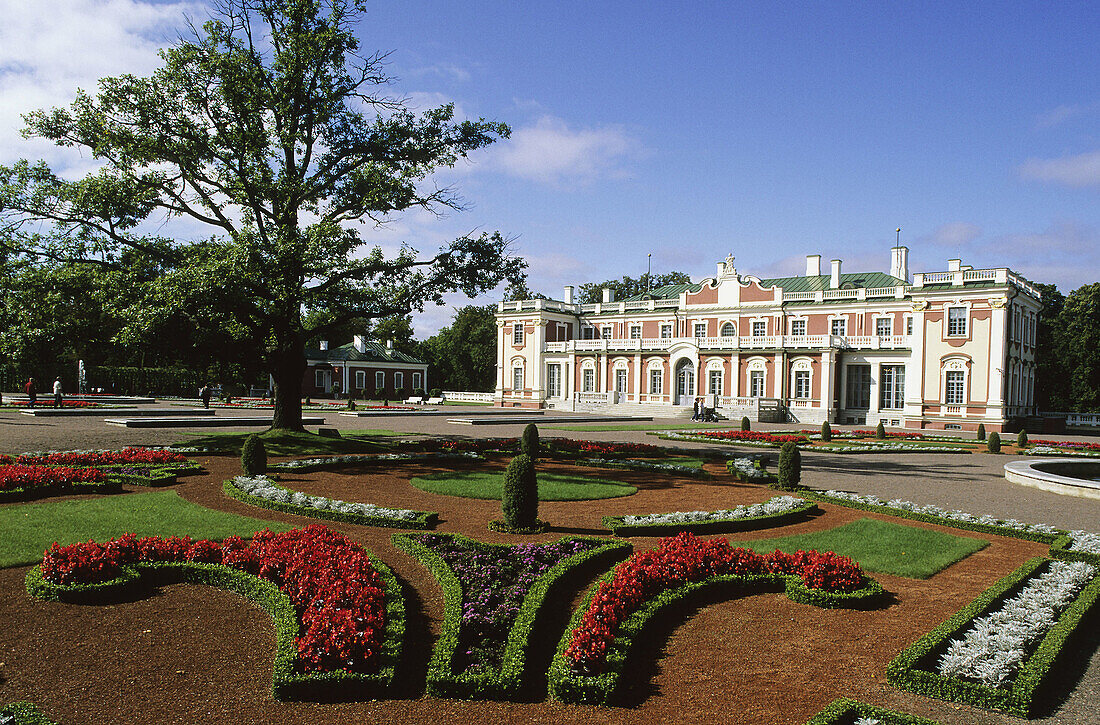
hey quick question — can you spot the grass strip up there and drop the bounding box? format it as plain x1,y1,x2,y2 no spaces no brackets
730,518,987,579
0,490,292,568
410,470,636,501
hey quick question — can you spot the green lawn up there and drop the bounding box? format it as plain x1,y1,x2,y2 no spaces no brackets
175,428,406,455
731,518,988,579
410,470,637,501
0,490,292,568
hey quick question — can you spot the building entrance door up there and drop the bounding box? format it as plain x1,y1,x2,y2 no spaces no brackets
675,361,695,405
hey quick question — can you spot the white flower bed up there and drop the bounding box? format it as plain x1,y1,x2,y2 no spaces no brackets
937,560,1097,687
620,495,806,526
819,442,969,453
1068,530,1100,554
854,719,884,725
269,451,481,470
659,431,787,448
232,474,420,521
727,457,771,480
1023,446,1100,457
579,457,703,475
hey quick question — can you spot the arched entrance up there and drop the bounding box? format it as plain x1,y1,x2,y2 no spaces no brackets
674,359,695,405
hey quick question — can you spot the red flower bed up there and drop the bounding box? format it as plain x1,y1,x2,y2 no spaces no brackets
16,447,187,467
698,430,808,444
40,525,386,673
0,465,106,492
563,532,863,670
1031,439,1100,452
6,400,98,408
853,430,925,440
549,439,662,456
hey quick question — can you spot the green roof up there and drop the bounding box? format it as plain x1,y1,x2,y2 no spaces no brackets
758,271,906,292
620,282,702,302
305,341,425,365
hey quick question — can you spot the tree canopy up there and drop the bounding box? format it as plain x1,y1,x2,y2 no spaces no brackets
0,0,524,428
417,305,497,392
576,271,692,304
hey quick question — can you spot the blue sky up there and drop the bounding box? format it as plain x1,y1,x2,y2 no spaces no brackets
2,1,1099,335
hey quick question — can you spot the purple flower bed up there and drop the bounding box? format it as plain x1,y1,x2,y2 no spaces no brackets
413,534,600,673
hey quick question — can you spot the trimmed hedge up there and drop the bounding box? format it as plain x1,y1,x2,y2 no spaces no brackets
548,569,884,705
803,697,940,724
0,478,123,503
886,557,1100,717
25,555,406,701
222,478,437,529
1048,534,1100,566
0,702,58,725
392,532,631,700
601,499,818,537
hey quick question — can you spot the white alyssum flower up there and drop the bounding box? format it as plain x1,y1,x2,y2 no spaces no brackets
936,561,1096,688
232,475,418,520
620,495,806,526
1068,530,1100,554
270,451,481,469
854,718,884,725
1023,446,1100,457
727,457,770,480
580,457,704,476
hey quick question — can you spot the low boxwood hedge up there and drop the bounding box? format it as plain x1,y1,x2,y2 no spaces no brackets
222,478,437,529
25,555,405,701
886,557,1100,717
601,499,818,537
392,532,631,700
0,478,123,503
803,697,940,724
548,569,884,705
0,702,58,725
1048,534,1100,566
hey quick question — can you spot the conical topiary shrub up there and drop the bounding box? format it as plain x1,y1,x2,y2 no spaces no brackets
977,423,986,441
521,423,540,459
777,441,801,491
741,416,751,431
988,431,1001,453
241,434,267,475
491,454,547,533
821,421,832,441
1017,429,1029,448
875,421,886,439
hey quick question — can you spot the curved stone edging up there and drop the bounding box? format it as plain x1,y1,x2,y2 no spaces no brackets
1004,458,1100,500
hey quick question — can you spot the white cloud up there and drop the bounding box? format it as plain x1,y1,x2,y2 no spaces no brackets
1020,150,1100,188
1035,102,1100,129
481,115,644,186
406,63,471,84
921,221,983,248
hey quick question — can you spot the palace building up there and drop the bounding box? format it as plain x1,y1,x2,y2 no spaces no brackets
494,248,1041,431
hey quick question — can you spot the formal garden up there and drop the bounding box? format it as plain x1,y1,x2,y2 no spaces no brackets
1,423,1098,725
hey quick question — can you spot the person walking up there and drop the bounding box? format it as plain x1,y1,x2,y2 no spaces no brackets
691,396,700,421
200,384,211,409
24,377,37,408
53,377,63,408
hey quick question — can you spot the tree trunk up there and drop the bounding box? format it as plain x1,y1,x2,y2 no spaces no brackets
270,338,306,432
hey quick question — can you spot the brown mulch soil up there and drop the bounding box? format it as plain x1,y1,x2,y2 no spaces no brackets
0,456,1086,724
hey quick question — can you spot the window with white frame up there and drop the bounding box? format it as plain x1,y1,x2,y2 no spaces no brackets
947,306,967,336
395,372,404,391
512,367,523,391
720,322,736,337
906,316,913,336
660,323,673,339
615,368,627,393
582,326,594,339
513,323,524,345
752,320,766,337
546,364,562,398
582,368,595,392
649,368,663,394
694,322,706,338
355,370,366,391
880,365,905,409
708,369,723,395
315,370,327,388
875,317,892,337
793,370,811,399
749,370,765,397
412,372,422,391
945,370,965,404
375,371,384,391
790,319,806,336
831,318,847,336
845,365,871,409
630,324,642,339
601,325,612,339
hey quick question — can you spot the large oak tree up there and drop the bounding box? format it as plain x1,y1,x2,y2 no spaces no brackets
0,0,524,429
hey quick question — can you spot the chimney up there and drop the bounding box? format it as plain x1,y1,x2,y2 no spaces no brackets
602,287,614,304
806,254,821,277
562,285,574,305
890,246,910,282
947,259,962,272
386,339,394,354
319,340,328,351
830,259,842,288
717,261,726,277
353,335,366,353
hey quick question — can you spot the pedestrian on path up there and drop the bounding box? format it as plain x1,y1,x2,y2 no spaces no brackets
53,377,63,408
25,377,37,408
200,384,211,409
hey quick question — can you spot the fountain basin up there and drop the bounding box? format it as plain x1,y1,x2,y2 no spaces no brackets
1003,458,1100,500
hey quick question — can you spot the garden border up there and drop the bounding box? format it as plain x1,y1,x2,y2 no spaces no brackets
0,702,58,725
601,498,818,537
222,478,437,529
803,697,940,724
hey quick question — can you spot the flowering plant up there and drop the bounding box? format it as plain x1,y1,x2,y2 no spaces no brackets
6,400,98,408
0,464,106,493
15,447,187,467
690,430,808,445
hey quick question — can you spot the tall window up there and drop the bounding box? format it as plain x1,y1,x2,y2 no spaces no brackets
790,319,806,336
601,326,612,339
749,370,765,397
945,370,966,404
793,370,811,399
649,369,663,394
512,367,523,391
375,371,384,391
660,323,673,339
880,365,905,409
582,368,595,392
546,364,561,397
513,323,524,345
752,321,766,337
831,318,846,336
906,317,914,336
720,322,736,337
947,307,967,336
315,370,327,388
615,369,627,393
875,317,892,337
355,370,366,390
708,369,723,395
630,324,642,339
845,365,871,409
412,372,422,391
395,372,404,391
694,322,707,338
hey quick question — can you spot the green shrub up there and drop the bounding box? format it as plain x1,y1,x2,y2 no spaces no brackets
988,431,1001,453
977,423,986,441
820,421,832,441
502,454,538,529
875,421,886,439
777,441,801,490
430,388,443,398
740,416,751,431
346,398,356,410
1017,429,1028,448
394,387,406,400
241,434,267,475
521,423,540,459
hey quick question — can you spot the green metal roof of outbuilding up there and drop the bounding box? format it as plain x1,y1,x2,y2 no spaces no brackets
304,341,425,365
